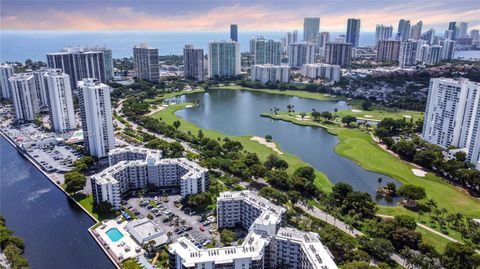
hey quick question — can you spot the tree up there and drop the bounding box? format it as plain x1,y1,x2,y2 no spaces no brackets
64,172,86,194
331,182,353,205
95,201,113,215
299,112,307,120
320,111,333,120
442,242,480,269
392,228,421,250
187,192,212,211
341,261,376,269
397,184,426,207
311,111,321,121
264,134,272,142
342,116,357,125
377,177,383,188
265,170,290,190
293,166,315,182
173,120,181,129
259,187,289,205
362,238,395,261
394,215,417,230
361,101,373,111
392,140,417,161
220,229,236,246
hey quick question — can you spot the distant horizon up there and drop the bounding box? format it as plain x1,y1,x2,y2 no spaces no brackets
1,0,479,32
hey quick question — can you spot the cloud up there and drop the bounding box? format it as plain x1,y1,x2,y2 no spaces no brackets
1,1,479,32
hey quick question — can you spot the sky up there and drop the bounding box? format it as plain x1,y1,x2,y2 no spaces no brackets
1,0,479,32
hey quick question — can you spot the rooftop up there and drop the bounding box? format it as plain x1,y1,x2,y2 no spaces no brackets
125,218,168,247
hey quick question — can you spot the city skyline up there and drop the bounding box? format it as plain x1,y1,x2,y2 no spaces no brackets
1,0,479,32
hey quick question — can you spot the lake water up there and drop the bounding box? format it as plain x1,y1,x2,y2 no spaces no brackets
0,137,115,269
172,89,402,203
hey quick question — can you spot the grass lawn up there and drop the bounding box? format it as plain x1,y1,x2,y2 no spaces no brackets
335,108,424,122
73,193,118,221
262,112,480,245
151,103,333,193
212,85,350,102
145,88,205,104
415,225,452,253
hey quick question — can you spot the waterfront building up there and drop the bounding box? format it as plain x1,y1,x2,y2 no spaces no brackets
346,18,361,47
288,43,316,68
470,29,479,44
375,24,393,44
8,73,39,121
252,38,283,65
133,44,160,82
251,64,289,84
125,218,168,248
230,24,238,42
284,31,299,54
168,190,338,269
398,40,418,68
47,47,106,88
208,40,241,78
183,45,205,82
444,30,455,40
410,21,423,40
44,69,76,133
397,19,411,41
78,78,115,158
376,40,401,62
99,48,114,81
422,78,480,169
301,63,340,82
32,69,49,109
0,64,14,99
420,29,436,45
441,39,456,60
457,22,468,39
324,42,352,68
91,147,208,209
303,17,320,43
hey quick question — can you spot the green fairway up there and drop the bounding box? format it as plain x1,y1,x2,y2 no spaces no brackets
211,85,350,102
151,103,333,193
145,88,205,104
335,108,424,122
415,225,452,253
261,112,480,244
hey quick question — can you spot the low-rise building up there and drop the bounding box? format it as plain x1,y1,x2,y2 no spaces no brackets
125,218,168,247
251,64,290,84
91,147,208,209
168,190,337,269
301,63,341,82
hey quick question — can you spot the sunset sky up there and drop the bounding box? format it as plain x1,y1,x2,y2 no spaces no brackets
1,0,479,32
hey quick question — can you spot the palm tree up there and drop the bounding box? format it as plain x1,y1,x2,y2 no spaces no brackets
334,108,338,118
434,209,441,220
425,199,437,216
441,208,448,218
417,210,424,221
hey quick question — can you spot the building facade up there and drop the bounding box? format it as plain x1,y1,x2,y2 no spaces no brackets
44,69,76,133
183,45,205,82
91,147,208,209
303,17,320,43
375,24,393,44
398,40,418,67
9,73,39,122
208,40,241,78
47,47,106,88
32,69,49,109
422,78,480,169
409,21,423,40
288,43,316,68
251,65,289,84
168,190,337,269
230,24,238,42
441,39,456,60
284,31,299,54
420,29,436,45
252,39,283,65
78,78,115,158
133,44,160,82
376,40,401,62
324,42,352,68
0,64,14,99
346,18,361,47
397,19,411,41
301,63,341,82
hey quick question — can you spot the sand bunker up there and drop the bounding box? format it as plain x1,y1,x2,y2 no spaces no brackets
251,136,283,155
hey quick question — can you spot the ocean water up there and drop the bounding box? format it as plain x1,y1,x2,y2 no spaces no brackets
0,31,376,61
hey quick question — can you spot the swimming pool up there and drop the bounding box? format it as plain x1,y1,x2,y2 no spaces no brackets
106,228,124,242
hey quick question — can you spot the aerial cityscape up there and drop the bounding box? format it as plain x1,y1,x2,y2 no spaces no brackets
0,0,479,268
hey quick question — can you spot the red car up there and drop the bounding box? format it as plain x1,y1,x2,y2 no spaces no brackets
199,226,205,232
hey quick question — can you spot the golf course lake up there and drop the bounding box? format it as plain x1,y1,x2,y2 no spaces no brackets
169,89,402,204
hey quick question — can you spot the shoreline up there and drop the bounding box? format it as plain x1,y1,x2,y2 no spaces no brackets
0,130,121,269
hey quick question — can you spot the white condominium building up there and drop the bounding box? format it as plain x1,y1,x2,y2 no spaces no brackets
288,43,316,68
169,190,337,269
0,64,14,99
208,40,241,78
422,78,480,169
44,69,76,133
302,63,341,82
92,147,208,209
8,73,39,121
398,40,418,68
251,38,283,65
251,64,290,84
133,44,160,82
375,24,393,44
32,69,49,109
78,78,115,158
441,39,456,60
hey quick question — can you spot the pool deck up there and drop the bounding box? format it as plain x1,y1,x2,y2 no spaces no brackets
92,219,144,262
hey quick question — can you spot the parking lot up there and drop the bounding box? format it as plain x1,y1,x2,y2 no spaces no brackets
123,194,220,249
29,144,81,172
